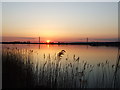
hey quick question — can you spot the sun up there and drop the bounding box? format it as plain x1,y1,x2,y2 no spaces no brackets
46,40,50,43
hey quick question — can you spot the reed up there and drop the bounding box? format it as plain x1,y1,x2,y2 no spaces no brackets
2,47,120,88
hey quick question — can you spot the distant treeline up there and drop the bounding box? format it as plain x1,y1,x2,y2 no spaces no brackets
1,41,120,47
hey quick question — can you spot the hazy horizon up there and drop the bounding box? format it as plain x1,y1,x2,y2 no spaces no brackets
2,2,118,42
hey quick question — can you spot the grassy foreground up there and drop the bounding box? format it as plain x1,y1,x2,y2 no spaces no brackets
2,47,120,88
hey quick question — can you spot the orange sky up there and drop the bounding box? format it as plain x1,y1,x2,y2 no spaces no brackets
2,2,118,42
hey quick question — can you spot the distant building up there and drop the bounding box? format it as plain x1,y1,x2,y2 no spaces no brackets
87,38,88,42
39,37,40,43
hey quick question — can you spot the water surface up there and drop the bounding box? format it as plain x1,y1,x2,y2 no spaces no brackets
2,44,120,88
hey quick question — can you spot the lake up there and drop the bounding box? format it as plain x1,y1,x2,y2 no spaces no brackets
2,44,120,88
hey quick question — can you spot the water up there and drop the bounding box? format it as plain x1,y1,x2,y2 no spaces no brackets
2,44,120,88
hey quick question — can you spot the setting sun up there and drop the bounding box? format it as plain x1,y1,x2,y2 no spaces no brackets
46,40,50,43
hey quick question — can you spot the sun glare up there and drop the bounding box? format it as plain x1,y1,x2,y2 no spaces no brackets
46,40,50,43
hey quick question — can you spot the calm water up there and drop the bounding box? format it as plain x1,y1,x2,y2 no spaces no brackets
2,44,120,88
2,44,118,64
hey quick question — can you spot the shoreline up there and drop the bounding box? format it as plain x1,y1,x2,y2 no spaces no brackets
1,42,120,47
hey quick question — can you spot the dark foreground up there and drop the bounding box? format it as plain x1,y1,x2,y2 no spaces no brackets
2,46,120,89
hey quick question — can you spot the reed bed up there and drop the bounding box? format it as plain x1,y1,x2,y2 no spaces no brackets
2,47,120,88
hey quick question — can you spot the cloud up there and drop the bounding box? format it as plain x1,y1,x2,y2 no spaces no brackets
2,37,36,39
92,38,118,41
77,38,118,41
15,37,36,39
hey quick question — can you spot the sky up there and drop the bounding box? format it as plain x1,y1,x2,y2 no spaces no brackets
2,2,118,42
